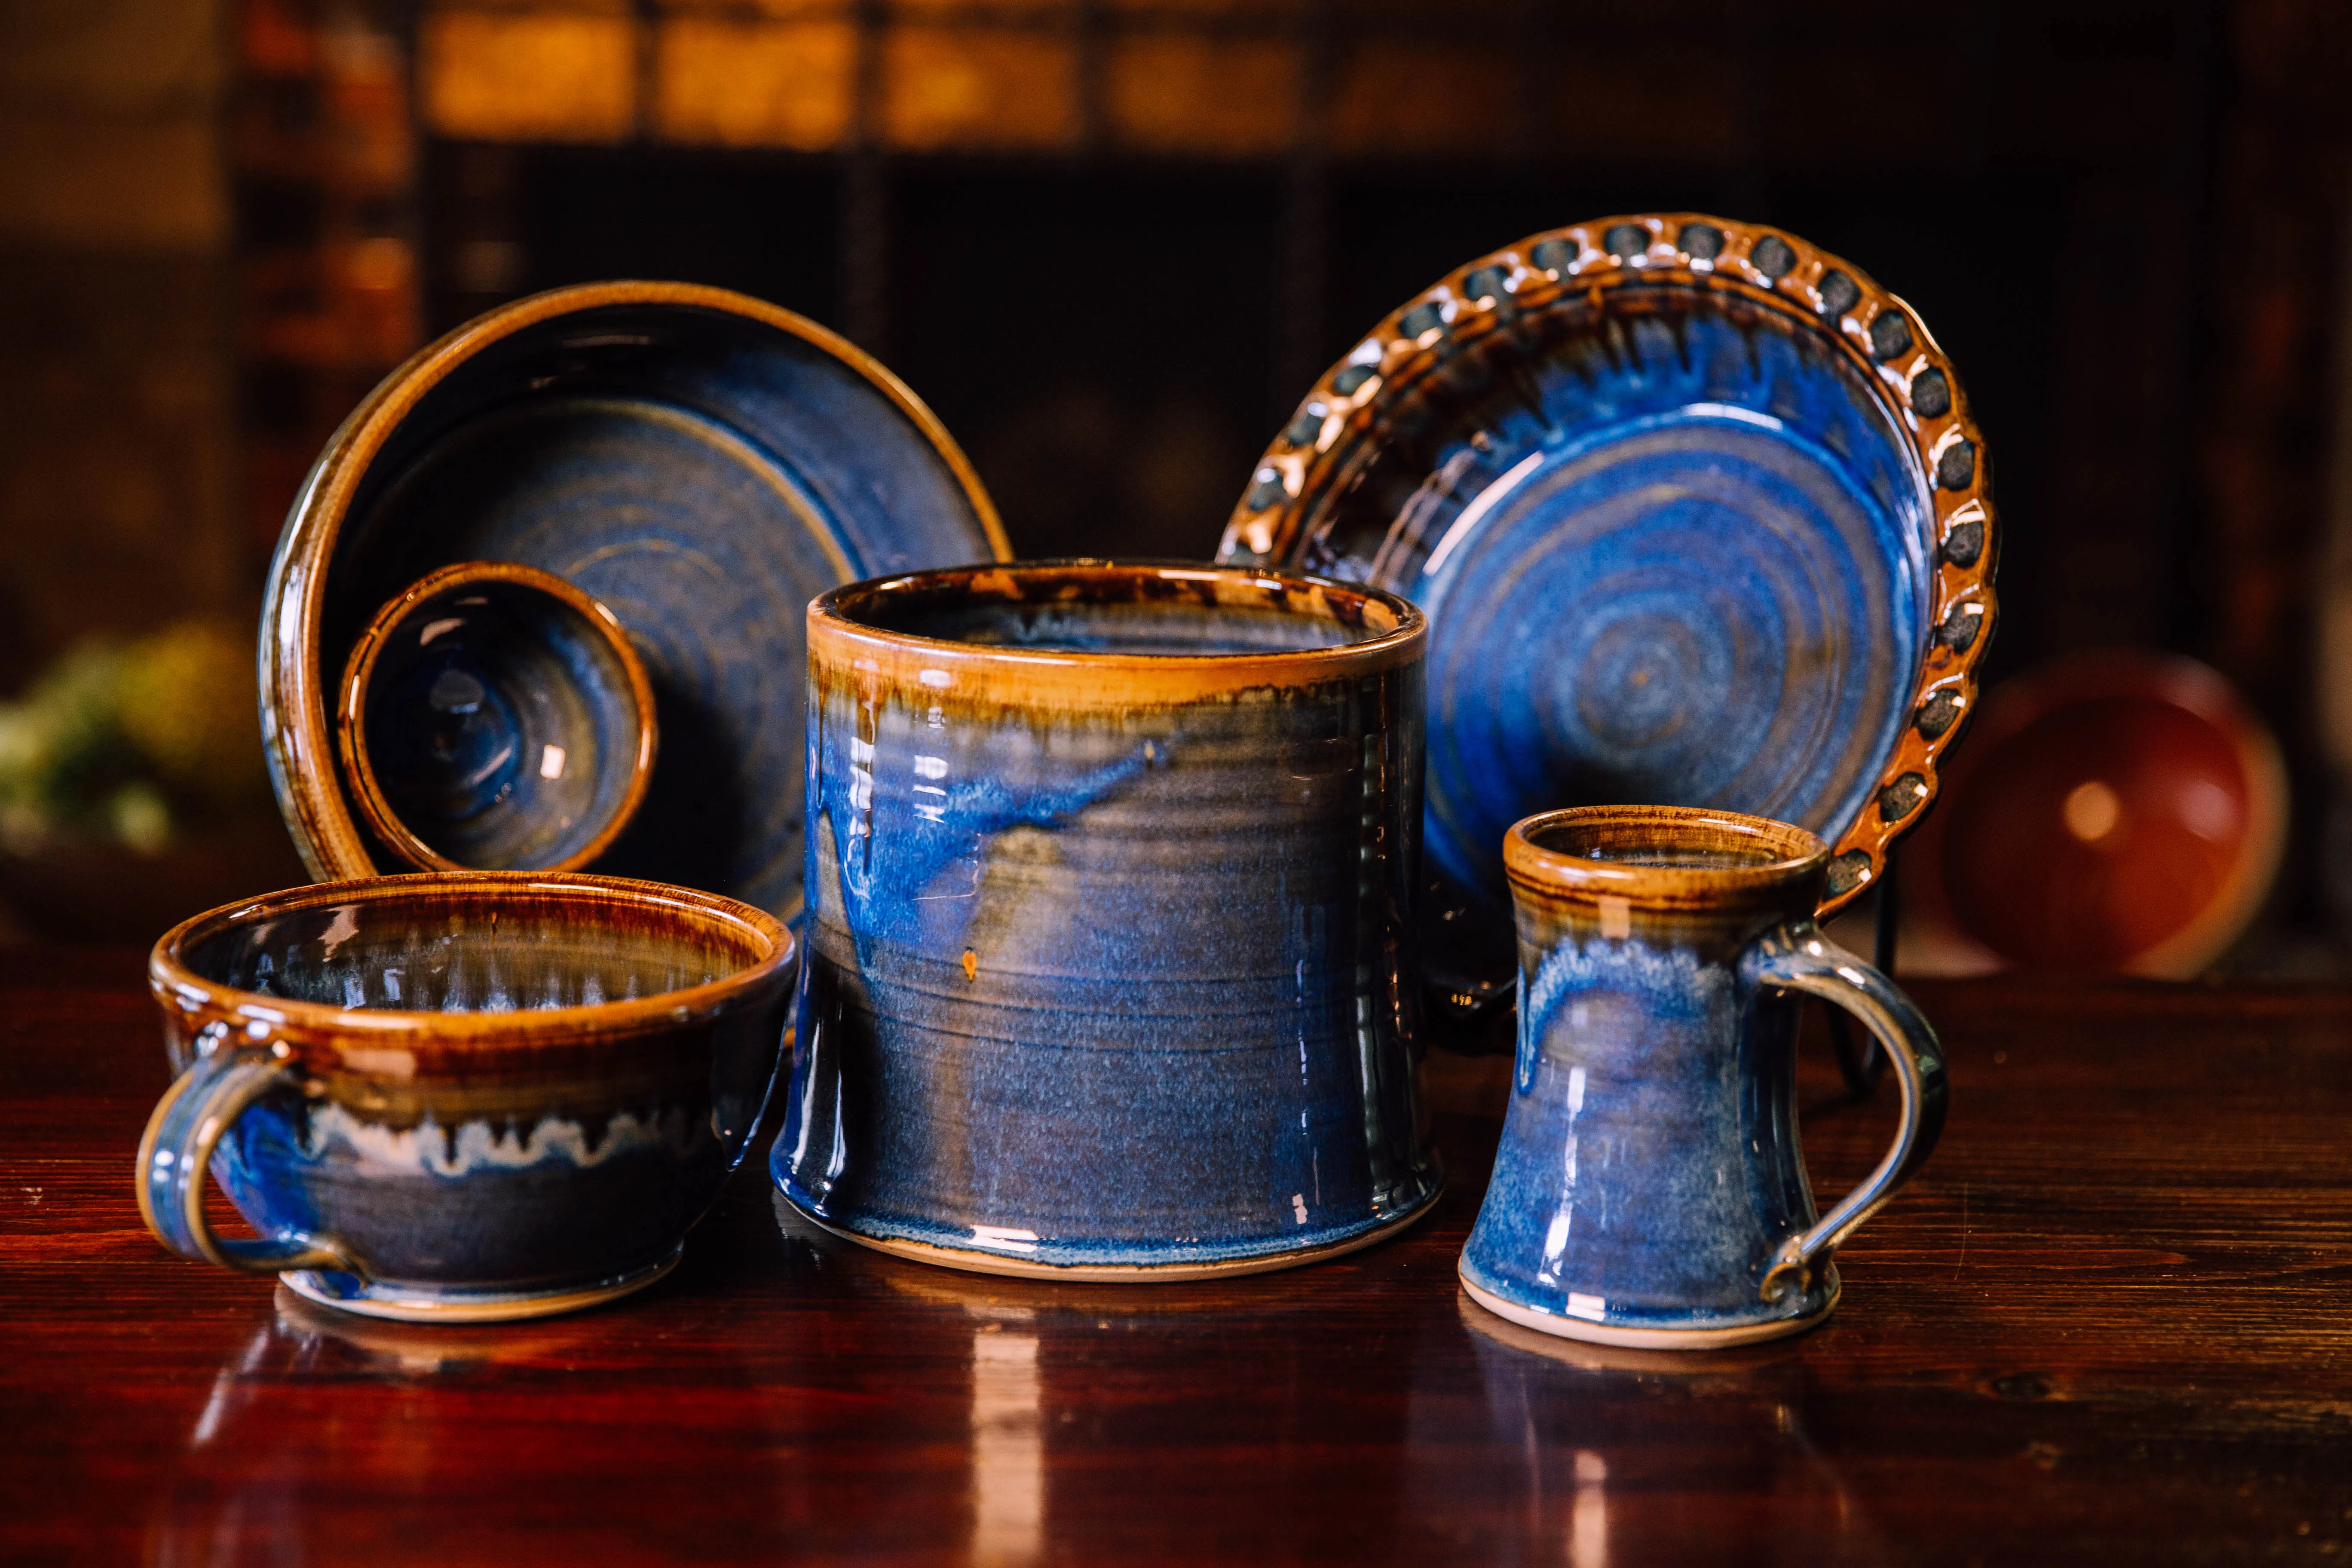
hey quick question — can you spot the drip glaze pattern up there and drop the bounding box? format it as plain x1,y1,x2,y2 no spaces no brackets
775,562,1442,1278
138,873,796,1321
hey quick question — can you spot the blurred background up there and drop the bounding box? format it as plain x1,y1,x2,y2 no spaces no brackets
1,0,2348,972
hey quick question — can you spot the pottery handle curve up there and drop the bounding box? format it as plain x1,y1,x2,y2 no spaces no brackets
135,1045,357,1277
1742,922,1949,1303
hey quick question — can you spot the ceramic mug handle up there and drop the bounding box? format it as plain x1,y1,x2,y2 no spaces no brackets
1743,922,1950,1304
136,1041,356,1276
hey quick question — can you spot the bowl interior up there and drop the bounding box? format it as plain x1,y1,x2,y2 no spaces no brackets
1271,276,1941,1017
357,573,645,870
1342,288,1934,916
837,566,1403,657
179,885,772,1014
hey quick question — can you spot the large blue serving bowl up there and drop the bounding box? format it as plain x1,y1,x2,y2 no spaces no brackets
263,282,1009,925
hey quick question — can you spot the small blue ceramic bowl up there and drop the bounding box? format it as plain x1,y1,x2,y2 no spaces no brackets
775,561,1442,1279
338,562,657,873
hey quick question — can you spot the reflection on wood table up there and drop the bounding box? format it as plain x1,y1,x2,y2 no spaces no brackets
3,949,2348,1564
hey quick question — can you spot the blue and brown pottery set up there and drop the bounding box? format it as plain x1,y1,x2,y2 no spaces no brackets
134,213,1993,1342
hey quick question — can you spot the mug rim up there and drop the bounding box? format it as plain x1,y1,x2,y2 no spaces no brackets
337,561,660,875
1505,804,1829,902
808,559,1426,703
150,870,794,1046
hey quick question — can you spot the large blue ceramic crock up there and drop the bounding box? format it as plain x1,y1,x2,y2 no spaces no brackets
775,562,1440,1278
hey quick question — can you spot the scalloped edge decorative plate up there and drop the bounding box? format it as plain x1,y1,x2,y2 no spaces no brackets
1216,212,1996,921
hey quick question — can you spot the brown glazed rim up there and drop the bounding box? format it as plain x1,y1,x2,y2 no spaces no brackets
261,280,1013,885
808,560,1426,706
1506,804,1829,911
336,561,660,874
149,871,795,1052
1219,213,1997,917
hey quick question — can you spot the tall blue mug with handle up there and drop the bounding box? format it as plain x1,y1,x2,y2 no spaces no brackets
1460,804,1948,1348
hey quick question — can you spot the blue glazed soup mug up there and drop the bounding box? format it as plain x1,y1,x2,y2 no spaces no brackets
776,560,1439,1278
1460,805,1947,1347
137,873,795,1322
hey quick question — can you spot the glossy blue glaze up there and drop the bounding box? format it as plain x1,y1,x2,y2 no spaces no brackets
1459,805,1945,1344
1462,932,1827,1336
140,874,795,1318
197,1062,726,1295
1409,311,1929,913
277,285,1007,923
774,565,1440,1273
1238,285,1939,1010
351,566,649,870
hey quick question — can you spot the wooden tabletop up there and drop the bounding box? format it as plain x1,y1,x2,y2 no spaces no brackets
4,947,2349,1565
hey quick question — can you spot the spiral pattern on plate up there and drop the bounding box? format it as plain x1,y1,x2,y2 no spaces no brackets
1419,410,1915,915
1219,214,1994,954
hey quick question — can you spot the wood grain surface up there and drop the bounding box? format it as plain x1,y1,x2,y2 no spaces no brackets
4,949,2349,1565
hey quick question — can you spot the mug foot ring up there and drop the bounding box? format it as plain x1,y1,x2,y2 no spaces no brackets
279,1243,684,1323
788,1188,1442,1282
1458,1268,1838,1350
